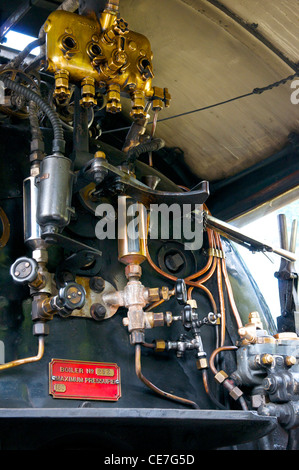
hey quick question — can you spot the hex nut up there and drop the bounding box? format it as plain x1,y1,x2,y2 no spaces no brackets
125,264,142,279
214,370,228,384
196,357,208,370
229,386,243,401
33,321,49,336
154,340,166,352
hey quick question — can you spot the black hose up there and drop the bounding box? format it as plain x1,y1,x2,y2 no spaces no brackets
126,138,165,165
2,37,45,71
2,77,65,155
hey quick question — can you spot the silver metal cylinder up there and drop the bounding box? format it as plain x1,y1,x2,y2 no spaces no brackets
37,155,74,233
23,176,42,248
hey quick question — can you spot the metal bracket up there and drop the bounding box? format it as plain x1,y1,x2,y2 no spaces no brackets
75,157,210,208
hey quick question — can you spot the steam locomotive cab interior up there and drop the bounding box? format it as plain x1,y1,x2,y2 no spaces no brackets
0,0,298,451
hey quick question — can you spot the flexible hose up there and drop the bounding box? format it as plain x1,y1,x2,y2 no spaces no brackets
2,77,65,155
1,37,45,71
127,138,165,165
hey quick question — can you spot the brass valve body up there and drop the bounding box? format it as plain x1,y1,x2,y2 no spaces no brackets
44,10,170,115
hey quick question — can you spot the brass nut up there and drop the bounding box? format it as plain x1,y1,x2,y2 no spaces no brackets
154,340,166,352
187,299,197,309
53,70,70,99
94,151,106,159
261,354,274,365
196,357,208,370
147,287,160,302
285,355,297,367
214,370,228,384
229,386,243,401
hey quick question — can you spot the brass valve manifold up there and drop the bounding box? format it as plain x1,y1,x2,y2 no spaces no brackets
45,8,170,117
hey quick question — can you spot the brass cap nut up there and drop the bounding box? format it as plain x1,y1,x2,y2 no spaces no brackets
285,355,297,367
196,357,208,370
94,151,106,159
154,339,166,352
229,386,243,401
261,354,274,365
214,370,228,384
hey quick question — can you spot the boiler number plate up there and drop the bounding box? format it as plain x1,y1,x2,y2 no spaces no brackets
49,358,121,401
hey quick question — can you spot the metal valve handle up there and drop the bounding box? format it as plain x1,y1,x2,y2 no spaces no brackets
10,257,38,284
58,282,86,311
175,279,187,305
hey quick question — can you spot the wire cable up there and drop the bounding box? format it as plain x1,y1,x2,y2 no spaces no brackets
101,72,299,135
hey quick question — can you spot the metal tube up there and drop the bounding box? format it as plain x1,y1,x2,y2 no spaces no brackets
118,196,147,265
23,176,42,248
37,155,74,233
135,344,199,409
0,336,44,371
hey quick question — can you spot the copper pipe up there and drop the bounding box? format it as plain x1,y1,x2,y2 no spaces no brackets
135,344,199,409
0,336,45,371
216,258,226,346
145,298,165,312
185,228,215,281
202,369,210,394
146,222,218,313
141,342,155,349
209,345,238,375
215,233,243,329
221,258,243,329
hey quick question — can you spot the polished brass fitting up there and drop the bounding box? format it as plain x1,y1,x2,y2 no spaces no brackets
106,83,121,113
154,339,166,352
130,90,146,118
214,370,228,384
196,357,208,370
80,77,97,108
285,355,297,367
215,370,243,400
45,9,171,120
53,70,70,100
238,311,264,345
261,353,274,365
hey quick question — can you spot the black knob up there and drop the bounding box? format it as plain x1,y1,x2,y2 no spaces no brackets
10,257,38,284
175,279,187,305
58,282,86,311
182,304,193,330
